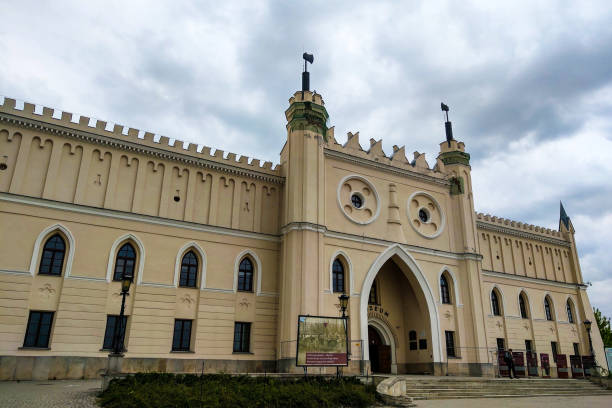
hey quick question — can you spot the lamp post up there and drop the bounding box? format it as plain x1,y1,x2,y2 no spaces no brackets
339,294,349,319
338,294,350,378
584,319,594,356
111,273,132,356
104,271,132,389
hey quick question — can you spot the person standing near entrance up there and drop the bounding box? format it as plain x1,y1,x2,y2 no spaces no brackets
504,349,517,379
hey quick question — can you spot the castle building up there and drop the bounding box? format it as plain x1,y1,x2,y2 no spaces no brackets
0,85,605,380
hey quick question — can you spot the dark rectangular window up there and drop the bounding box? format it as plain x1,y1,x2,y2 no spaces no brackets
573,343,580,356
102,315,128,350
23,311,54,348
419,338,427,350
445,331,456,358
409,330,417,350
551,341,558,361
525,339,533,353
233,322,251,353
172,319,192,351
496,338,505,351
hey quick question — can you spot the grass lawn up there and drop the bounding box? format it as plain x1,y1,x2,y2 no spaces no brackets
98,373,377,408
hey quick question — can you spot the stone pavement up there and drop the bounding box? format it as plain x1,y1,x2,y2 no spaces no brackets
0,379,100,408
414,395,612,408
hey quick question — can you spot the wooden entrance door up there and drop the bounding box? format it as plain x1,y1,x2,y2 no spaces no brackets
368,325,391,373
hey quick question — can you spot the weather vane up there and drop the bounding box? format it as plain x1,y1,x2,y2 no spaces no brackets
441,102,454,147
302,52,314,92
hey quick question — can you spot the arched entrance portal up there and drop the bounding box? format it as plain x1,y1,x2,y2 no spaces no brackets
360,244,442,375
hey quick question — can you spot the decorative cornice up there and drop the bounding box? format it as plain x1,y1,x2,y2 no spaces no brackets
476,220,570,247
482,269,585,290
0,112,285,185
324,148,451,187
281,223,483,261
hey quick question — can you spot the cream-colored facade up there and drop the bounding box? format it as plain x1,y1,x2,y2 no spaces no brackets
0,89,605,380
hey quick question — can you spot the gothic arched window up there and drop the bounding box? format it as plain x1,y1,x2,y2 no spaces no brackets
237,257,254,292
113,243,136,281
519,293,528,319
440,275,451,304
179,251,198,288
545,296,553,321
38,234,66,276
566,300,574,323
491,289,501,316
332,259,345,293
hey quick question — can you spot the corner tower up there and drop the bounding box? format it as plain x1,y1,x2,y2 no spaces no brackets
277,56,330,370
436,106,490,364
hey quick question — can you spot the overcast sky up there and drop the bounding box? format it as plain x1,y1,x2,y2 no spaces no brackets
2,1,611,318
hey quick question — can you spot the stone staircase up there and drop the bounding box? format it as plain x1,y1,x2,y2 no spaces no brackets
401,376,612,400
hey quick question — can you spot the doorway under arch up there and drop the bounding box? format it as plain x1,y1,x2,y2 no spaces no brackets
368,319,396,374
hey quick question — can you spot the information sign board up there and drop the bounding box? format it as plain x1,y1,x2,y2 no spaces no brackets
556,354,569,378
606,348,612,373
569,355,584,378
296,315,348,367
513,351,526,377
526,352,539,376
497,350,509,377
581,355,595,377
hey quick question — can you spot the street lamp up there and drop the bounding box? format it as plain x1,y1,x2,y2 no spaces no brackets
584,319,594,356
339,294,349,319
111,271,133,356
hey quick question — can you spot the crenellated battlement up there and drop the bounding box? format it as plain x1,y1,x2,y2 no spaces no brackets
0,96,281,179
475,212,565,239
324,129,448,179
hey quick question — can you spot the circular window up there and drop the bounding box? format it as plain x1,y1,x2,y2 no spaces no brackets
407,191,445,239
418,208,429,223
0,163,6,171
337,175,380,225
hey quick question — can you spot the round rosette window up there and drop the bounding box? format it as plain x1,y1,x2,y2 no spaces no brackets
337,175,380,225
407,191,445,238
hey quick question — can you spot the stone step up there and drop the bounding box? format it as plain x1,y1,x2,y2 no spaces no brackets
407,388,608,395
405,387,603,392
404,384,602,390
410,391,612,400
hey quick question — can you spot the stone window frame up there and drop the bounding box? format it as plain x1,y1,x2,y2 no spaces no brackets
105,233,145,284
29,224,75,278
173,242,207,289
233,250,263,295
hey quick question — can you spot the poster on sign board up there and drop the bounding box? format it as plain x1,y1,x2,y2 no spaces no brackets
296,315,349,367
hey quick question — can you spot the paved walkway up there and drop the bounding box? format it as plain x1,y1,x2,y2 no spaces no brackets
415,395,612,408
0,379,101,408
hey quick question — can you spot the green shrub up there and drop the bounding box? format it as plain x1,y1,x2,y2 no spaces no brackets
99,373,376,408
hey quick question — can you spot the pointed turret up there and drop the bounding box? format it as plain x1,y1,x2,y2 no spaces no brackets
559,201,574,233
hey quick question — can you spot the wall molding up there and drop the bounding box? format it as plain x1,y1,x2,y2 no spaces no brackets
482,269,584,290
0,193,280,243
